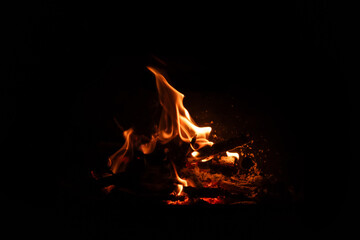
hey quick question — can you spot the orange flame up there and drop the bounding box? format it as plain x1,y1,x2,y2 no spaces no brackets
226,151,240,159
171,161,188,187
141,67,214,153
108,128,134,173
109,67,214,175
176,184,184,196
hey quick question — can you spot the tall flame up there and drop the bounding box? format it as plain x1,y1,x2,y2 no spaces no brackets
109,67,214,175
141,67,214,153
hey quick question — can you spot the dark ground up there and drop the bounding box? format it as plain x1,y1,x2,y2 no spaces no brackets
3,1,351,239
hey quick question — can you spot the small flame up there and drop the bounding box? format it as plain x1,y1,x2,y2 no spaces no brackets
170,161,187,196
176,184,184,196
171,161,188,187
226,151,240,160
108,128,134,173
200,156,214,162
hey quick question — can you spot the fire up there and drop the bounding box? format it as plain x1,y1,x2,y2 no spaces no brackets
109,67,214,175
200,156,214,162
191,151,199,157
103,66,263,205
171,161,188,187
143,66,214,152
176,184,183,196
108,128,134,173
226,151,239,159
167,163,189,202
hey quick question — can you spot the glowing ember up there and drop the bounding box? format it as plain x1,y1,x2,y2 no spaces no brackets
200,197,224,204
166,195,190,205
191,151,200,157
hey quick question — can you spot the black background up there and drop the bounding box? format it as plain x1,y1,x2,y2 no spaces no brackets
3,1,350,239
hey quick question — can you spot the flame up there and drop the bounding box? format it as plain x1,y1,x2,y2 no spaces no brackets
168,162,187,197
226,151,240,160
109,67,214,175
171,161,188,187
108,128,134,173
200,156,214,162
176,184,184,196
191,151,200,157
103,65,264,205
141,67,214,153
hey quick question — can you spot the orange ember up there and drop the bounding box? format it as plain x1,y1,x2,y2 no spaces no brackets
200,197,224,204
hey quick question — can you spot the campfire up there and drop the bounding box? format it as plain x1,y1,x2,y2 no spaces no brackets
92,66,265,205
